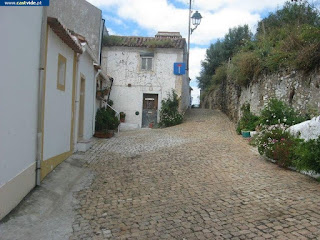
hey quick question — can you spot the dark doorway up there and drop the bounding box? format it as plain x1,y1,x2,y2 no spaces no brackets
142,94,158,128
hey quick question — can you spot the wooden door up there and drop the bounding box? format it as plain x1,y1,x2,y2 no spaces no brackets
142,94,158,128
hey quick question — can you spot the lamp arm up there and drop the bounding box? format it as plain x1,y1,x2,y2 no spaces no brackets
191,25,199,35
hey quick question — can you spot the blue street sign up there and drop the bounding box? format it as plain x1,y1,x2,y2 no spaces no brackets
173,62,186,75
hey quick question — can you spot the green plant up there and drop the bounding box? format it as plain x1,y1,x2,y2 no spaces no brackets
229,51,262,87
145,39,175,48
211,64,227,86
293,136,320,173
260,98,306,126
95,107,120,131
159,90,183,127
107,99,114,106
256,124,299,167
197,1,320,93
103,35,125,46
236,104,260,134
197,25,252,90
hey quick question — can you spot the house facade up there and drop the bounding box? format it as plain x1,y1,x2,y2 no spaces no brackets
0,0,111,220
0,6,44,221
101,32,190,128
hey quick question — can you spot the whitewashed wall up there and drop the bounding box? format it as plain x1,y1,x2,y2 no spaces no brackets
43,27,74,160
102,46,187,127
180,46,191,111
74,50,95,145
0,7,43,220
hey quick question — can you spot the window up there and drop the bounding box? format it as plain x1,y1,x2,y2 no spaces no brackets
57,54,66,91
141,57,153,71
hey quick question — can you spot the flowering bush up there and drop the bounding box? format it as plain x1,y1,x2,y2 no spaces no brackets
159,90,183,127
293,136,320,173
260,98,306,126
256,124,299,167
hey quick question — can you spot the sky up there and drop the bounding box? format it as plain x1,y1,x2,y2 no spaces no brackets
87,0,289,104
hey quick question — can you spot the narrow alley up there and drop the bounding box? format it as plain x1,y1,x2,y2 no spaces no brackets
1,109,320,239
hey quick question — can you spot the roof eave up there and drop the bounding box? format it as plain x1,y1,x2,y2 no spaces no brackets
47,17,83,54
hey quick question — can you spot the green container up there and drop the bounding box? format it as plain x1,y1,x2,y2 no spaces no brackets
241,130,251,138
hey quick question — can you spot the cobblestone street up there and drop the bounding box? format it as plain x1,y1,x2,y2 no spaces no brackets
71,109,320,240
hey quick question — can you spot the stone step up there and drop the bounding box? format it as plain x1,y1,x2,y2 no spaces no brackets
119,122,140,131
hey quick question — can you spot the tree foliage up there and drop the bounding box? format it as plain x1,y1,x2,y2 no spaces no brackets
197,25,252,90
198,1,320,93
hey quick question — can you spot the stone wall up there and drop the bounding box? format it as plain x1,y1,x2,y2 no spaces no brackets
203,68,320,122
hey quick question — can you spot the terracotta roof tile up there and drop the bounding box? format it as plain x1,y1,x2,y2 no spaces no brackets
47,17,83,54
103,35,186,49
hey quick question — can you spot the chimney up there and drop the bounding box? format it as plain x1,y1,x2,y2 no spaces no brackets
155,31,182,39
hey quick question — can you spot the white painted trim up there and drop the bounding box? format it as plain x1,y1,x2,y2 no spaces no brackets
0,163,36,220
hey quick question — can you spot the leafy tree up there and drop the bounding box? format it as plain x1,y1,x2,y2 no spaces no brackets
223,25,252,58
256,1,320,39
197,25,252,90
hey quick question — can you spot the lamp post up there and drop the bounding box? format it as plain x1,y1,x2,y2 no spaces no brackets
187,0,202,71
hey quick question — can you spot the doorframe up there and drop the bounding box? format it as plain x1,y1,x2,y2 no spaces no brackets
141,93,159,128
78,73,86,141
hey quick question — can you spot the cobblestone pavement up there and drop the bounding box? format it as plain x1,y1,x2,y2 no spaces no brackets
71,109,320,240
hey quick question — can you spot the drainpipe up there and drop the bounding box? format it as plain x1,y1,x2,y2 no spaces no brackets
36,7,47,186
107,77,114,102
93,70,101,132
73,53,81,151
99,18,105,65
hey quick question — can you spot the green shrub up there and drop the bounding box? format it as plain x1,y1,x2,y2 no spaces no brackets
236,104,260,134
95,107,120,131
211,64,227,86
293,136,320,173
256,124,299,167
229,51,262,87
260,98,306,126
159,90,183,127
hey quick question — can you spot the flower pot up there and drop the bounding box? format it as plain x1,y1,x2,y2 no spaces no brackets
96,90,104,99
120,118,125,123
149,122,154,128
241,130,251,138
94,130,114,138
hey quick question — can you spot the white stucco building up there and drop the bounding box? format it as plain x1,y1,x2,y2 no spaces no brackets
0,6,43,221
101,32,190,128
0,2,111,220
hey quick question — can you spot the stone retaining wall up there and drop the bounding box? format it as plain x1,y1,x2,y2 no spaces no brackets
203,68,320,122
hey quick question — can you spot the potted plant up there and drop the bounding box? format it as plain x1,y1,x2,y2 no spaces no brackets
241,129,251,138
94,107,120,138
96,90,103,99
103,88,109,95
120,112,126,122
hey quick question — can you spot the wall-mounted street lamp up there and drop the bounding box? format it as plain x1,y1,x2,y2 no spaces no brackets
187,1,202,71
191,11,202,34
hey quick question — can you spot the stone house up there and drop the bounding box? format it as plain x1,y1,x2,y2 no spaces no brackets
101,32,191,129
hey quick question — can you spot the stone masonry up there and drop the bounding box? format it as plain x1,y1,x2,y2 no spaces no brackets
203,68,320,122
